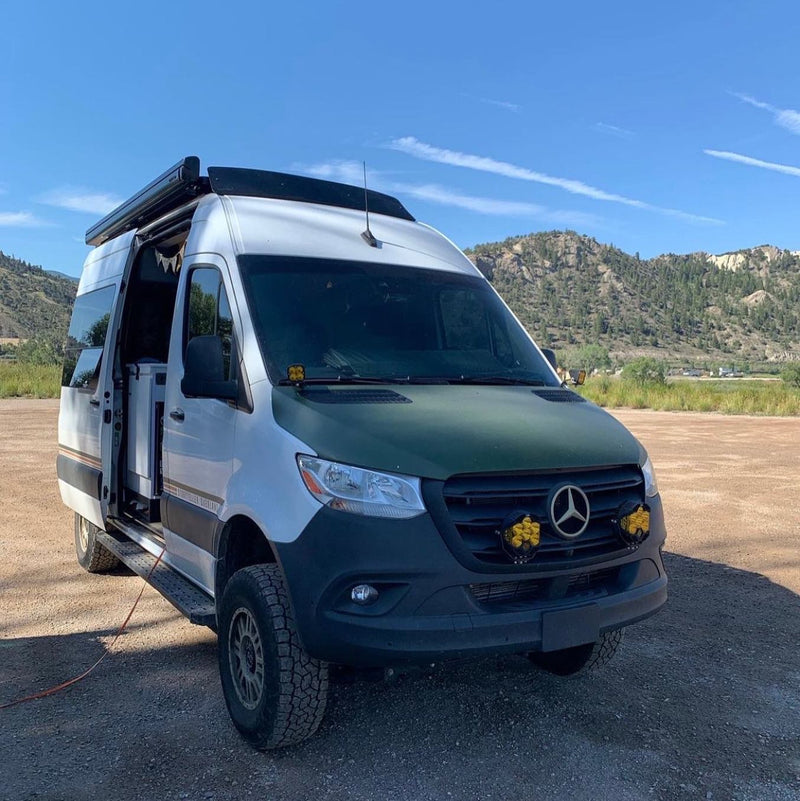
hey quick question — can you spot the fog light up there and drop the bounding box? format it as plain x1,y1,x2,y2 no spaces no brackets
497,512,540,563
351,584,379,605
614,503,652,547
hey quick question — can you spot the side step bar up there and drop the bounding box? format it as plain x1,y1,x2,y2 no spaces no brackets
97,528,217,629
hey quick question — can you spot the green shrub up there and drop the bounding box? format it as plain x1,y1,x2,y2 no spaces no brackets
780,363,800,388
559,344,611,373
622,357,667,386
16,337,61,366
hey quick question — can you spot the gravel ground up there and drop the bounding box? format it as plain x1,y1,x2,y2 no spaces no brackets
1,400,798,801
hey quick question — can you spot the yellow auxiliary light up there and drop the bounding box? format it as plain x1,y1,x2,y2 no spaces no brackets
568,369,587,386
615,503,651,546
287,364,306,383
498,513,541,563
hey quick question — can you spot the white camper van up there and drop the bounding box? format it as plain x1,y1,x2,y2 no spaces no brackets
58,157,667,748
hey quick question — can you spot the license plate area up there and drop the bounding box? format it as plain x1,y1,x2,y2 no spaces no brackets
541,604,600,651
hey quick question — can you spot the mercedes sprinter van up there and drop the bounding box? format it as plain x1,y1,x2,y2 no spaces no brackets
58,156,667,748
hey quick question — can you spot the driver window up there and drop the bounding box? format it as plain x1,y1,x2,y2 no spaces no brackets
186,267,234,379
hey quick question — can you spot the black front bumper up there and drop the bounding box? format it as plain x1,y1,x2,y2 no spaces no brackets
273,496,668,668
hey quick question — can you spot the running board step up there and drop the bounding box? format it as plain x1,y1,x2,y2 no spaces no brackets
97,529,216,629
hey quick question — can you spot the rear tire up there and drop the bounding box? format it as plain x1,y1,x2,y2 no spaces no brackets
217,565,329,749
528,629,623,676
74,513,119,573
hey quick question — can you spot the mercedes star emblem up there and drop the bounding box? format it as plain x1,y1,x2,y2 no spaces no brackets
549,485,591,539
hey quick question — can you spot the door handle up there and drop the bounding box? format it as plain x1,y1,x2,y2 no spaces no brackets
89,397,100,407
169,408,185,422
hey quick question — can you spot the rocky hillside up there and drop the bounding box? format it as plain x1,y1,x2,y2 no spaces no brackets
0,251,76,343
467,233,800,365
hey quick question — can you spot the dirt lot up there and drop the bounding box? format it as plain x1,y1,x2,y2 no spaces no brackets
1,400,798,801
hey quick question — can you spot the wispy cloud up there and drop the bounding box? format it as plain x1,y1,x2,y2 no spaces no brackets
478,97,521,113
395,183,601,228
460,93,521,113
594,122,635,138
731,92,772,111
298,160,601,228
39,188,123,215
0,211,51,228
389,137,630,201
704,149,800,178
392,183,600,226
392,182,545,216
731,92,800,135
388,137,723,225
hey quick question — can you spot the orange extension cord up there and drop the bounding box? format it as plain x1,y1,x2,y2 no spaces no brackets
0,548,165,711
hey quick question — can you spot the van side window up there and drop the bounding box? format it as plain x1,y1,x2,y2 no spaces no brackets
62,285,116,391
186,267,233,379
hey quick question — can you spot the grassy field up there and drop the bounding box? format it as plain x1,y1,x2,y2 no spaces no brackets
0,363,61,398
579,376,800,416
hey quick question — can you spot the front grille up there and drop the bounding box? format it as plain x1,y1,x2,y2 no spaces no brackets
470,567,619,606
440,465,643,568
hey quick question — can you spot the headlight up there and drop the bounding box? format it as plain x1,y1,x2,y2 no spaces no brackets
296,455,426,519
641,456,659,498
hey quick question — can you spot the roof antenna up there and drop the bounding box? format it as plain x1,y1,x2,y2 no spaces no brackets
360,161,378,248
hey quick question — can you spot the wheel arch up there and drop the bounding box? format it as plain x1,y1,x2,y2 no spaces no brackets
215,514,280,599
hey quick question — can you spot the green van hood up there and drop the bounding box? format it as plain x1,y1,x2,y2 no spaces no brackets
272,385,643,480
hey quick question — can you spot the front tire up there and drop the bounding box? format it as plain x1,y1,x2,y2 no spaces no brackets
217,565,329,749
74,513,119,573
528,629,624,676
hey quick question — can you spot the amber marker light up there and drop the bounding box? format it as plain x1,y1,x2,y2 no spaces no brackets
299,467,325,496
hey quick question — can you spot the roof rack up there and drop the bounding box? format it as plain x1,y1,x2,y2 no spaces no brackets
86,157,415,247
207,167,415,222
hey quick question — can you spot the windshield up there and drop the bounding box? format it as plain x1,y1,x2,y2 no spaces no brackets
238,255,559,387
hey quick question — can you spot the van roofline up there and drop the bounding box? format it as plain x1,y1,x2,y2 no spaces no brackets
85,156,415,248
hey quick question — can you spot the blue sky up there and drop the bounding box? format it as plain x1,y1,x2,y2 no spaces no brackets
3,0,800,276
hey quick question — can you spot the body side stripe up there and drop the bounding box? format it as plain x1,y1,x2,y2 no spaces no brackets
57,445,102,469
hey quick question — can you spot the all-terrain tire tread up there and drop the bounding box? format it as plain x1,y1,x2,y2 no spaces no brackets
84,544,120,573
223,565,328,750
585,628,623,671
528,628,624,677
75,514,120,573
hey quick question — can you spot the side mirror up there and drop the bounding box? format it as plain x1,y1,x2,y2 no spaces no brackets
541,348,558,371
181,335,238,401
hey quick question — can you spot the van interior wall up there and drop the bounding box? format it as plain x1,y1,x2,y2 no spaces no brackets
121,244,181,365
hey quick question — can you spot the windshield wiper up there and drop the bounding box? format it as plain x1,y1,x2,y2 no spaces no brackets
383,375,548,386
448,375,548,386
278,374,548,387
277,376,411,386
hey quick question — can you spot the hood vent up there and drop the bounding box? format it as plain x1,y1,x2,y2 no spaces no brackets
532,388,587,403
